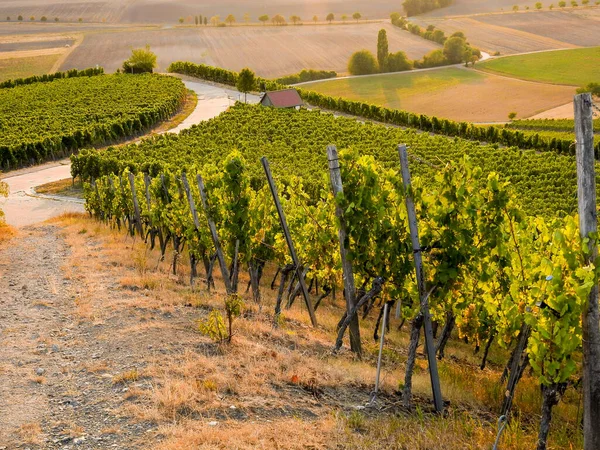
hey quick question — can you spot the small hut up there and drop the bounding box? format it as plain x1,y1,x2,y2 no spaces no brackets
259,89,303,109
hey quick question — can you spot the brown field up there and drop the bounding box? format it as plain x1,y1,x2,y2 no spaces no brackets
477,10,600,47
59,23,441,78
415,16,577,55
0,53,61,81
305,66,576,122
1,0,401,24
423,0,559,17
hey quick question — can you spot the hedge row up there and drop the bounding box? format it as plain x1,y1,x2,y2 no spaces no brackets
168,61,599,158
0,67,104,89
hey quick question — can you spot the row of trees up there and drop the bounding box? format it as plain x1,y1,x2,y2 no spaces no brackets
5,15,84,22
179,12,365,26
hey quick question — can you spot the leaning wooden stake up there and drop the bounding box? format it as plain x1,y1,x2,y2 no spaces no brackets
326,145,361,355
196,174,233,295
128,172,143,237
574,93,600,450
398,144,444,413
261,156,318,327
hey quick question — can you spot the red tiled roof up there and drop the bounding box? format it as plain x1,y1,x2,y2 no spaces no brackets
261,89,303,108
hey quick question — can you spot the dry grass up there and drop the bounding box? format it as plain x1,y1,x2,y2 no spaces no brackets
53,214,585,449
35,178,83,198
17,422,42,444
0,223,17,243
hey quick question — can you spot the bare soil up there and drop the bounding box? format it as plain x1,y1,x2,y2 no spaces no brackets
416,16,578,55
59,23,440,77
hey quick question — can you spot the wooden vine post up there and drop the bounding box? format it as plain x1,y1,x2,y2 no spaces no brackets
326,145,361,355
261,156,318,327
574,93,600,450
196,174,233,295
398,144,444,413
128,172,143,237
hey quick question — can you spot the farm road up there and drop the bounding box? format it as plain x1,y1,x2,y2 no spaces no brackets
0,79,259,228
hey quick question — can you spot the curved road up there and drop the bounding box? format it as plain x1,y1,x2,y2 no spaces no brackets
0,79,259,227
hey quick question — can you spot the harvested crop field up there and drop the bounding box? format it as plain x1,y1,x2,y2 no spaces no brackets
477,10,600,47
302,67,575,122
478,47,600,86
414,16,577,55
59,23,440,78
0,53,61,82
0,0,402,24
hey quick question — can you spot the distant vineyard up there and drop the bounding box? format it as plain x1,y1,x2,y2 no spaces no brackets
0,73,186,169
168,61,600,158
509,118,600,132
71,103,598,219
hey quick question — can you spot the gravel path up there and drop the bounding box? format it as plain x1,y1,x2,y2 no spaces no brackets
0,225,154,448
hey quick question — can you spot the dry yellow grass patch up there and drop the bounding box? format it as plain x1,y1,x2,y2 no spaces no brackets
17,422,42,444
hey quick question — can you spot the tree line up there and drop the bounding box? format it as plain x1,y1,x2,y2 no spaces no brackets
179,12,366,26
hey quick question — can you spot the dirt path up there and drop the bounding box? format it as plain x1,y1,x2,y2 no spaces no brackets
0,225,153,448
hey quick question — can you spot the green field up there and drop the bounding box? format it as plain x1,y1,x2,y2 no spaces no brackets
478,47,600,86
0,54,60,83
302,67,574,122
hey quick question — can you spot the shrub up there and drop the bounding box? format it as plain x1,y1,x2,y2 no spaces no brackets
387,51,413,72
348,50,378,75
122,45,157,74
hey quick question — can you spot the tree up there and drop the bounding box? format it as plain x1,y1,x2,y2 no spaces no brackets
341,14,348,22
353,12,362,22
179,17,184,24
225,14,236,25
508,112,517,120
326,13,334,23
199,14,203,24
272,14,286,25
577,82,600,96
536,1,543,7
290,15,301,25
122,45,157,74
513,5,519,11
390,12,401,23
313,15,318,23
377,29,389,72
443,36,468,64
30,16,35,21
236,68,256,103
195,15,199,25
258,14,269,25
40,16,47,22
571,0,578,5
243,13,250,23
582,0,589,4
78,17,83,22
6,16,10,21
210,15,219,26
348,50,378,75
549,3,555,8
54,17,59,22
18,15,23,21
387,51,413,72
203,17,208,25
559,0,566,5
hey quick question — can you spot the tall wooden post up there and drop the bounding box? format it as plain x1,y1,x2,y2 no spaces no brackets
261,157,318,327
128,172,143,237
196,174,233,295
398,144,444,413
326,145,361,355
574,93,600,450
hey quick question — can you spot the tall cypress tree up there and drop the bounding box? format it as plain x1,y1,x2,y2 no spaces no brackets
377,29,389,72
